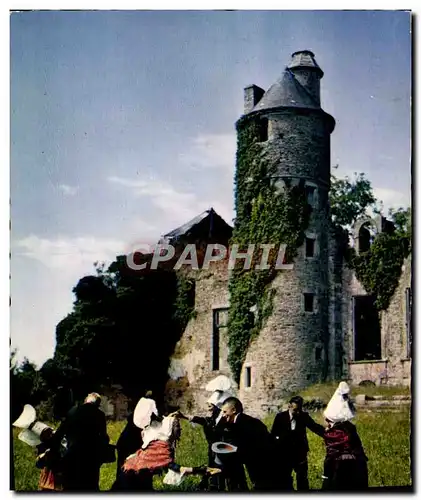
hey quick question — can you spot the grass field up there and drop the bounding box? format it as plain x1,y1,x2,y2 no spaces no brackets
12,406,412,491
298,381,411,401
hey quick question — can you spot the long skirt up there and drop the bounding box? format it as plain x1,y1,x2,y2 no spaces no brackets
38,468,63,491
112,440,172,491
322,455,368,491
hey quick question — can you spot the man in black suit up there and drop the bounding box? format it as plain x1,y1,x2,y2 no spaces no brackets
271,395,325,490
51,392,110,491
220,397,278,491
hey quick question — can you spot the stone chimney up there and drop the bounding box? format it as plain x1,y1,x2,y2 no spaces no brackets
244,84,265,113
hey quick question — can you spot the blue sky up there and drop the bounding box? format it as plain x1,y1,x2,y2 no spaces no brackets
10,10,411,367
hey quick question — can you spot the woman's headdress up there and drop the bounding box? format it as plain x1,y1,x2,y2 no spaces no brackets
205,375,233,408
133,396,158,429
323,381,355,423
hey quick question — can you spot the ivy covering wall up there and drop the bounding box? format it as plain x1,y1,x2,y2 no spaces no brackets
348,232,410,311
173,274,197,331
227,115,311,383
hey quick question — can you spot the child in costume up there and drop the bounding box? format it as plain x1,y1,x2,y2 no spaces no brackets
12,404,65,491
35,426,65,491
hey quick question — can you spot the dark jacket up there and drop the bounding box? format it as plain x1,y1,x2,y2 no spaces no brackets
191,406,225,465
222,413,278,490
271,410,325,458
116,413,143,470
52,402,110,464
36,439,64,473
323,421,368,461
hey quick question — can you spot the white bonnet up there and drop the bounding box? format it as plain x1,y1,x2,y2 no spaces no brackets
323,381,355,423
207,390,232,408
133,397,158,429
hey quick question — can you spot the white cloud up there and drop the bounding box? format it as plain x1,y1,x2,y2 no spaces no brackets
179,133,236,173
209,201,235,226
108,175,208,225
58,184,79,196
108,174,235,232
11,235,127,367
373,186,411,214
11,231,168,366
107,133,236,228
14,235,125,276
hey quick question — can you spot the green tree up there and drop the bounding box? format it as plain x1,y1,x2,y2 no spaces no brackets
10,351,39,421
344,201,411,310
389,206,411,242
51,275,118,401
45,254,196,410
329,172,377,227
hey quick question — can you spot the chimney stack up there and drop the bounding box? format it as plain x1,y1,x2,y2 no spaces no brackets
244,84,265,113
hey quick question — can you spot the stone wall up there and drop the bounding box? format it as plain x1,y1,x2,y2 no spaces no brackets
263,110,332,185
238,242,329,419
234,105,334,419
379,255,412,386
346,256,412,387
348,360,388,385
100,385,130,420
327,227,346,380
165,260,236,416
166,250,412,418
163,60,411,417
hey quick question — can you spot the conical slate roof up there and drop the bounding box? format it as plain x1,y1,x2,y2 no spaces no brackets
251,68,319,113
288,50,324,76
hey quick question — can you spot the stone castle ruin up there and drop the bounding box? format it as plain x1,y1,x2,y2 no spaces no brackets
163,51,412,418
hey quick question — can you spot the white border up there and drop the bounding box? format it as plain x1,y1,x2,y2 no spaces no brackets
3,4,417,499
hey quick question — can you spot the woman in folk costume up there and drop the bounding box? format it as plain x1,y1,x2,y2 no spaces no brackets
113,390,156,488
113,396,220,491
177,375,236,491
13,405,65,491
321,382,368,490
35,426,65,491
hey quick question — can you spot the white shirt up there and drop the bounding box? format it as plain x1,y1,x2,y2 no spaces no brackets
141,416,174,449
233,412,241,423
289,410,296,431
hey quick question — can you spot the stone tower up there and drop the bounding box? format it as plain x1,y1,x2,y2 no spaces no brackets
165,50,410,418
237,51,336,413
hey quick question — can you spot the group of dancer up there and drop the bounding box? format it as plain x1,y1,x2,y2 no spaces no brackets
15,379,369,491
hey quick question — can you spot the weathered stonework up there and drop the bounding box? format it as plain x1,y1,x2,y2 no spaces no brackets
348,255,412,387
231,52,335,418
165,260,236,415
164,51,411,419
100,385,130,420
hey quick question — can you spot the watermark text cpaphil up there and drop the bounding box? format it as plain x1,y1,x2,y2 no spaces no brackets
126,243,294,271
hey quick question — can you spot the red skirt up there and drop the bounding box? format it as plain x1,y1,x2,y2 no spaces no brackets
38,468,63,491
122,440,172,473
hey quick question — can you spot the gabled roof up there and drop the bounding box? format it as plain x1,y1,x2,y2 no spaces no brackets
159,208,232,244
161,209,213,241
250,68,318,113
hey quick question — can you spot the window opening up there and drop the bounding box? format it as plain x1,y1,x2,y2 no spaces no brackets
352,295,381,361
